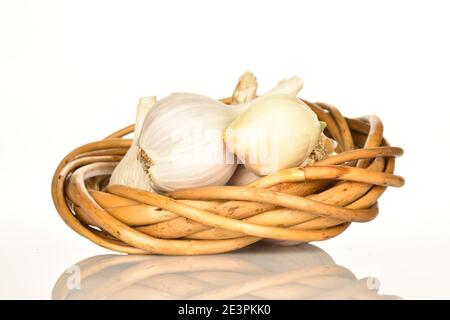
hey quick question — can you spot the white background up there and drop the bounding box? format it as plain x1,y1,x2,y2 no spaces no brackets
1,0,449,299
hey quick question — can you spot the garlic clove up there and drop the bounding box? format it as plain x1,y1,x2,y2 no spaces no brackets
226,164,261,186
225,95,322,176
108,97,156,191
135,97,157,134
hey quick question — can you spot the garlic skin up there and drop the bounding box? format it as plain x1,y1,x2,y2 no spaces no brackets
138,93,240,192
225,95,322,175
227,165,260,186
108,97,156,191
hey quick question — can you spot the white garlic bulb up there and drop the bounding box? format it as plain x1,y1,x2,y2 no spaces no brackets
137,93,240,192
225,95,322,175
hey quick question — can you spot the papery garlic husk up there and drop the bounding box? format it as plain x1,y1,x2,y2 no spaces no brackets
224,95,322,176
109,97,156,191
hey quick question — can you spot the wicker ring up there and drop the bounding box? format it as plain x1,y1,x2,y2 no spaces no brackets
51,98,404,255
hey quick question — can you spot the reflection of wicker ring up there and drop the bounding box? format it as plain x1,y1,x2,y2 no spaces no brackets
51,98,404,255
52,244,399,300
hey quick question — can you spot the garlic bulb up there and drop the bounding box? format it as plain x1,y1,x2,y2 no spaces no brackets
224,95,322,175
109,75,304,192
137,93,240,192
109,97,156,191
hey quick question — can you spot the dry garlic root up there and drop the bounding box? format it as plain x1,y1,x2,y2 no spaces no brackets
300,132,338,167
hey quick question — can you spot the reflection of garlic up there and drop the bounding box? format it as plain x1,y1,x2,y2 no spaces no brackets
109,75,304,192
225,95,322,176
109,97,156,191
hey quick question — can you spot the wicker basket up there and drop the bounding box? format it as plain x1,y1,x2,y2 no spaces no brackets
51,97,404,255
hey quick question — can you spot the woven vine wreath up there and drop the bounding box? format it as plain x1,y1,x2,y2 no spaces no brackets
51,95,404,255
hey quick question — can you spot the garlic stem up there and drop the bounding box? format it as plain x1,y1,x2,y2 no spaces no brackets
266,76,303,97
231,71,258,105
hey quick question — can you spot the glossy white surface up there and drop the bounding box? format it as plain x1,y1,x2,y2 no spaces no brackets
51,243,400,300
1,0,449,299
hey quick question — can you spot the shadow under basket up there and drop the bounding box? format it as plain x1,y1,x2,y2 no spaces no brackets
51,98,404,255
